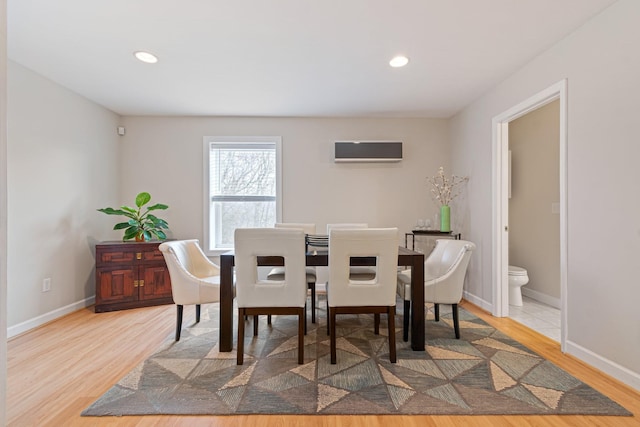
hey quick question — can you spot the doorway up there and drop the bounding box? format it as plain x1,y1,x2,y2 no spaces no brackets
491,80,568,351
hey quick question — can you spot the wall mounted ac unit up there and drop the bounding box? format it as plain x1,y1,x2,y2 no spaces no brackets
334,141,403,163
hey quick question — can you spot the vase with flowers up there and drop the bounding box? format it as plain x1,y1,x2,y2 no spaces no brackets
427,167,468,232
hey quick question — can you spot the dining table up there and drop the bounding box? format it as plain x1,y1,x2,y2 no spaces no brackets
218,245,425,351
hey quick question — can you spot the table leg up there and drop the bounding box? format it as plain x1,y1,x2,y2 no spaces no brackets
219,254,234,352
410,253,425,350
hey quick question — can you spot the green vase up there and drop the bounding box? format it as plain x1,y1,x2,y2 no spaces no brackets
440,205,451,232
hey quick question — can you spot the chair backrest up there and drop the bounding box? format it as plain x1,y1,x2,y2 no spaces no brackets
275,222,316,235
234,228,307,308
159,239,204,275
328,228,398,307
424,239,476,304
158,239,221,304
326,223,368,234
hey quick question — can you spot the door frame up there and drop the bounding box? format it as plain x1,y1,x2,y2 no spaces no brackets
491,79,568,351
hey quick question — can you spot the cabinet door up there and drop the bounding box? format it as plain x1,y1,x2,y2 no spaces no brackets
139,264,173,301
96,266,137,304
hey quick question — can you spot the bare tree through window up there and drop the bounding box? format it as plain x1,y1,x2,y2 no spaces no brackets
206,139,280,250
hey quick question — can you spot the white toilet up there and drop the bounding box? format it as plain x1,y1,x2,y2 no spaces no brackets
508,265,529,306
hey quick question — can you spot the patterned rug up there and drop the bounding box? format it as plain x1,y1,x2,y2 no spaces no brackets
82,302,631,416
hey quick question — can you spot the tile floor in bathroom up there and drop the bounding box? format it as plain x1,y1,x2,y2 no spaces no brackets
509,295,561,342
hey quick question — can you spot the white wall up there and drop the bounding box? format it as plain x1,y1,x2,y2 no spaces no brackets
6,61,121,332
119,116,450,254
1,0,8,421
450,0,640,388
4,75,450,333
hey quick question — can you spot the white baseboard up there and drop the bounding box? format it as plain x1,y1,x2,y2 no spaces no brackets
463,290,492,313
7,296,95,339
521,287,561,309
565,339,640,391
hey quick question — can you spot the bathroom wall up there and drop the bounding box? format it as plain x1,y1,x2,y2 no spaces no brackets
508,100,560,304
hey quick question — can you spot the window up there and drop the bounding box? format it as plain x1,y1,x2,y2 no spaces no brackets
204,136,282,253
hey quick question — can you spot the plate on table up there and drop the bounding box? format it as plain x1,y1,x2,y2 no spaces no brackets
306,234,328,247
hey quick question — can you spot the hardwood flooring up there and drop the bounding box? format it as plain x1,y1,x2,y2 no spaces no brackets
7,301,640,426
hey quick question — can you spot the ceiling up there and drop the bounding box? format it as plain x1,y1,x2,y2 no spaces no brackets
7,0,618,118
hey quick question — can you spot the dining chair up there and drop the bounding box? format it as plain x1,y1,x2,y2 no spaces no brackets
267,223,318,326
326,223,376,280
158,239,223,341
234,227,308,365
327,228,399,364
396,239,475,340
324,223,376,335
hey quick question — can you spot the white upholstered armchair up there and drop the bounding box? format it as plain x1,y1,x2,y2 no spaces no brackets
397,239,475,340
158,239,223,341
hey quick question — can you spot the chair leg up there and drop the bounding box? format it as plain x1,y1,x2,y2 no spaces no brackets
237,308,245,365
452,303,460,339
434,303,440,321
298,308,305,364
330,307,337,364
327,298,330,335
309,281,316,324
388,306,397,363
374,313,380,335
403,300,410,342
253,315,259,336
175,305,184,341
195,304,201,323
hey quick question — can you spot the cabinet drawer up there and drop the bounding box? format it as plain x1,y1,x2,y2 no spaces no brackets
142,250,165,262
98,250,135,265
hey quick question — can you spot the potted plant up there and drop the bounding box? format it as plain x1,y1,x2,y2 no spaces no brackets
97,192,170,241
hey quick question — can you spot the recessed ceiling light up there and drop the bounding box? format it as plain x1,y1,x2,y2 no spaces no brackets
134,51,158,64
389,55,409,68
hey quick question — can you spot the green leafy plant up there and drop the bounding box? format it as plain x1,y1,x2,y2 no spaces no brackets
97,192,170,241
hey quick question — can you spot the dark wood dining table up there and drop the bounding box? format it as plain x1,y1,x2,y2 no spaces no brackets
218,245,425,351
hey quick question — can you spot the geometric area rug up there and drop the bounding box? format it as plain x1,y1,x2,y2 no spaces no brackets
82,303,631,416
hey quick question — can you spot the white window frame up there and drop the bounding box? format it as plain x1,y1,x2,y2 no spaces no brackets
203,136,282,256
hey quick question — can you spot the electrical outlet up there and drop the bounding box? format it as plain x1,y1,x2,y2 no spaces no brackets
42,278,51,292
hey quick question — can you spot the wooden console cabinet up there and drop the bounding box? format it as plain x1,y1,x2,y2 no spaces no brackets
95,241,173,313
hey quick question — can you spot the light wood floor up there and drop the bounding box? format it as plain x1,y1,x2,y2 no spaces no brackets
7,300,640,427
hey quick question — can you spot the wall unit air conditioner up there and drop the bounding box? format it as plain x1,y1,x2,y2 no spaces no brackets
334,141,403,163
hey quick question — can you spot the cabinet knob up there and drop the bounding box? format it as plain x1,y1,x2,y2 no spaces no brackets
139,280,145,287
136,252,142,260
134,280,139,287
